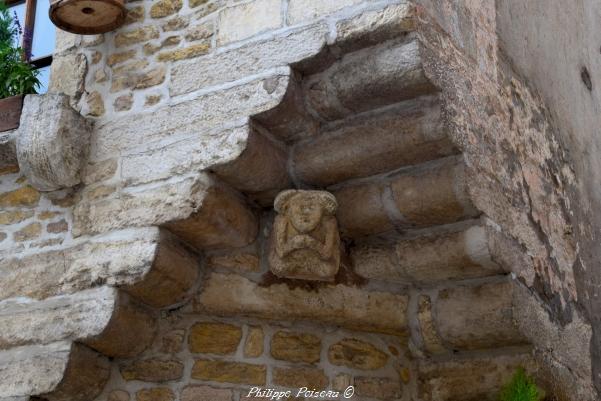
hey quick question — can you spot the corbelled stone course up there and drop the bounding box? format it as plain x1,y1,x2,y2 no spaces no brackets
195,273,408,334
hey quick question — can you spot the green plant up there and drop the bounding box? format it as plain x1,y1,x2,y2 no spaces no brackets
0,1,39,99
499,367,543,401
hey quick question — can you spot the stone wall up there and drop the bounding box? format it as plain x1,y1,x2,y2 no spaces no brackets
0,0,598,400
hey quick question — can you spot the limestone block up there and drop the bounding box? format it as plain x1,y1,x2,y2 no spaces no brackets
188,322,242,354
434,281,527,350
191,360,266,385
157,42,210,61
195,273,408,335
150,0,182,18
392,225,502,282
0,186,40,207
211,124,291,197
417,352,537,401
135,388,174,401
49,54,87,100
268,190,340,281
120,359,184,382
287,0,362,25
114,26,159,48
415,295,446,355
216,0,281,45
0,286,156,358
293,95,455,186
93,71,292,162
354,377,402,400
328,338,388,370
170,23,327,96
304,39,436,121
335,3,417,52
164,184,258,250
389,159,477,227
333,181,394,238
270,330,321,363
0,131,17,173
244,326,264,357
272,367,328,390
16,94,92,191
180,386,233,401
207,253,261,273
0,341,110,401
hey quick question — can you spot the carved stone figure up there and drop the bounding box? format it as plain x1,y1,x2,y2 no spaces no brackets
269,190,340,281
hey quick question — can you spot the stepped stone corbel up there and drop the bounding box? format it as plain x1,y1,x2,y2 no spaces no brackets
16,94,92,191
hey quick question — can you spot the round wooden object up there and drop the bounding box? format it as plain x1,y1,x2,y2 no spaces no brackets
50,0,126,34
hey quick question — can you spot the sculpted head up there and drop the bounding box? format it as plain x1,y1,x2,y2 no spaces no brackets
274,190,338,233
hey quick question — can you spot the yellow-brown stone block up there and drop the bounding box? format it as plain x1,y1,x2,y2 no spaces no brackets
108,50,137,66
0,186,40,207
271,331,321,363
189,322,242,354
121,359,184,382
328,338,388,370
0,210,34,225
157,42,210,62
354,377,402,400
150,0,183,18
136,388,175,401
244,326,264,358
207,253,260,273
272,367,328,389
14,222,42,242
191,360,266,385
115,26,160,48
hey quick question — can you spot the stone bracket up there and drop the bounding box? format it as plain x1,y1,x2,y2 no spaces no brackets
16,94,92,191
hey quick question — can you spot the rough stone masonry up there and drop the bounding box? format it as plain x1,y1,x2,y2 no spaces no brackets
0,1,598,401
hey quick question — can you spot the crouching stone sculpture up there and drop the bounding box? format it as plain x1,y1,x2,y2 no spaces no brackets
17,94,92,191
269,190,340,281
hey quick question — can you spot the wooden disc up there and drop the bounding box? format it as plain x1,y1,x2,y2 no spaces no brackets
50,0,126,34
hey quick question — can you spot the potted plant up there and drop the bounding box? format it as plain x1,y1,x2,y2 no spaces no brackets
0,2,40,132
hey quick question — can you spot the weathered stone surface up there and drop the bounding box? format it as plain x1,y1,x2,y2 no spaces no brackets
270,331,321,363
328,338,388,370
269,190,340,281
0,132,18,173
435,281,527,350
293,95,454,186
164,184,258,250
49,54,87,100
304,39,435,121
335,2,417,52
157,42,210,61
417,352,537,401
170,24,326,96
0,342,110,401
0,186,40,207
160,329,185,353
416,295,446,355
354,377,402,400
211,125,291,196
185,22,213,41
93,72,291,162
217,0,281,45
244,326,264,357
207,253,260,273
85,91,105,117
181,386,233,401
124,5,144,24
108,390,130,401
114,95,134,112
17,94,92,191
195,273,408,335
13,222,41,241
0,286,155,358
272,367,328,389
150,0,182,18
191,360,266,385
136,388,174,401
120,359,184,382
115,26,160,47
161,15,189,31
188,322,242,354
107,50,137,66
287,0,361,24
47,219,68,233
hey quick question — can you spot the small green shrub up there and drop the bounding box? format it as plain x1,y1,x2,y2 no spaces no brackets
499,367,543,401
0,1,39,99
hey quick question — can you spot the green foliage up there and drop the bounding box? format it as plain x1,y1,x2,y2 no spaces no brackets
0,1,39,99
499,368,543,401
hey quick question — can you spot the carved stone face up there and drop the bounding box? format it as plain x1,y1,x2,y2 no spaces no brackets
288,195,324,233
